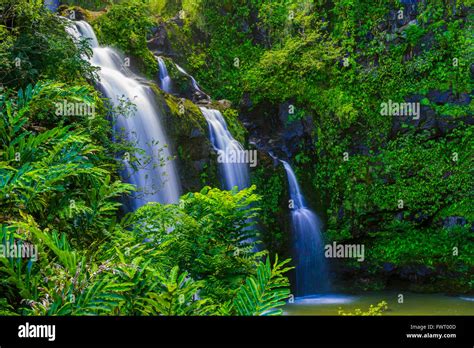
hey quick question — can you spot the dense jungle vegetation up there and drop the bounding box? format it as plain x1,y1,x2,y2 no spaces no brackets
0,0,472,316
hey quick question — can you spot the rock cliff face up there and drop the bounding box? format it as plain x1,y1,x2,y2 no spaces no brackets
390,91,472,139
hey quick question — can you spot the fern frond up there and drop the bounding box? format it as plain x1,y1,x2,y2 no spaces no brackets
233,255,293,316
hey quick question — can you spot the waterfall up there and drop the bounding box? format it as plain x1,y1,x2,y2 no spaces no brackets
161,63,254,243
157,57,172,93
200,107,249,191
175,64,205,95
281,160,329,296
156,57,246,191
68,21,181,209
175,64,210,101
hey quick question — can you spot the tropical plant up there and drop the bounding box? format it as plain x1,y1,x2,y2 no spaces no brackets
234,256,293,316
338,301,389,316
0,0,96,88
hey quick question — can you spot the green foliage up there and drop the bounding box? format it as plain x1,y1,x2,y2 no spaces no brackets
165,0,264,103
0,83,133,244
0,195,292,316
163,57,194,95
222,108,247,145
61,0,109,11
131,186,264,302
1,0,470,315
320,125,473,290
0,166,291,316
92,0,157,76
0,0,96,88
251,161,288,256
234,256,293,316
338,301,389,316
162,0,473,291
136,266,209,316
368,224,473,269
244,20,342,110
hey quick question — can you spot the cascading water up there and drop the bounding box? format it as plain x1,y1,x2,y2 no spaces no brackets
154,56,246,191
68,21,181,209
200,107,249,191
175,64,208,97
281,160,329,296
163,63,254,245
157,57,172,93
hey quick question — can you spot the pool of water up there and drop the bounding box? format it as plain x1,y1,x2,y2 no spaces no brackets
284,292,474,316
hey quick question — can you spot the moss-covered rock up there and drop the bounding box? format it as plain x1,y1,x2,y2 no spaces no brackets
222,108,248,147
152,86,220,192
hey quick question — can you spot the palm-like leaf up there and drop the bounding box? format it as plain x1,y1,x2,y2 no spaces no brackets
234,256,293,316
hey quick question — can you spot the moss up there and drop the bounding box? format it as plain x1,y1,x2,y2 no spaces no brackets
151,86,220,191
162,89,201,119
222,108,247,146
